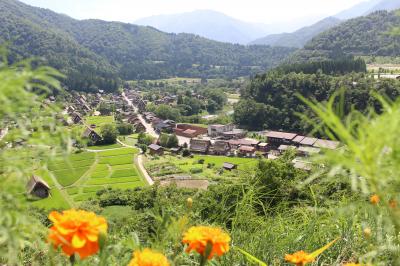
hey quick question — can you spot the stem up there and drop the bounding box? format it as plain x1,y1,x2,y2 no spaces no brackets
69,254,76,265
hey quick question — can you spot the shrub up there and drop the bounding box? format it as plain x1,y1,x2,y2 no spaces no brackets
182,149,191,157
101,124,118,144
198,159,205,164
190,167,203,174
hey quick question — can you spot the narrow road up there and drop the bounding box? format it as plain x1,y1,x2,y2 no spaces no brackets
135,154,154,185
122,92,159,139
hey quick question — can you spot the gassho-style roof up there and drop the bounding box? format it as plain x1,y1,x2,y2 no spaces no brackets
190,139,211,152
149,144,163,151
265,131,297,140
313,139,340,150
212,141,230,151
26,175,50,194
300,137,318,146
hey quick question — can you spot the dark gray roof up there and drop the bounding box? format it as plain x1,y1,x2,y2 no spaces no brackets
26,175,50,194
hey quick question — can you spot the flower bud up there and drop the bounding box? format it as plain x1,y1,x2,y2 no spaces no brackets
187,197,193,209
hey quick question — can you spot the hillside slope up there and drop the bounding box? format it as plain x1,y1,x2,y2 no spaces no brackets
288,10,400,63
0,0,296,91
250,17,342,48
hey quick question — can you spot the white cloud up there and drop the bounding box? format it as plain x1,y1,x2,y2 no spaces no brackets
20,0,368,23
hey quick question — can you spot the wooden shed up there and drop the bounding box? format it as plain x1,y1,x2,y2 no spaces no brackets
26,175,51,198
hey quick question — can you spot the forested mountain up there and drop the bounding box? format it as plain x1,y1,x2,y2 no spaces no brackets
0,0,296,92
234,71,400,133
288,10,400,63
135,10,271,44
250,17,342,48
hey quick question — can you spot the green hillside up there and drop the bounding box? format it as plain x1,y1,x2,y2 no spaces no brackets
289,10,400,63
0,0,296,91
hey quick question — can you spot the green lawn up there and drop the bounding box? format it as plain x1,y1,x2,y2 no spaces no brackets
31,188,70,209
118,134,139,146
85,116,115,126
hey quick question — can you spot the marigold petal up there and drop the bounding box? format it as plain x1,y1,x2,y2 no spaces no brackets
72,232,87,249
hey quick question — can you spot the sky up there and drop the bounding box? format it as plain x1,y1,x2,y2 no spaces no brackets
19,0,368,24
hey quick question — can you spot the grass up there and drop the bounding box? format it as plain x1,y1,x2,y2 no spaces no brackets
85,116,115,126
110,168,138,178
86,176,142,185
52,167,90,187
118,134,139,146
98,148,138,157
31,188,70,209
66,187,79,195
98,155,134,165
74,193,97,202
101,206,135,220
87,143,122,150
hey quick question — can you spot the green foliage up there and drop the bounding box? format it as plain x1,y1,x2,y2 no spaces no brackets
158,133,179,148
116,123,134,136
100,124,118,144
277,58,367,75
137,133,155,146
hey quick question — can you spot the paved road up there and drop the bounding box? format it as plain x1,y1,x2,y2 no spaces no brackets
135,154,154,185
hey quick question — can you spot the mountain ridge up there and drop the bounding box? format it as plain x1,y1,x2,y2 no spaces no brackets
249,17,342,48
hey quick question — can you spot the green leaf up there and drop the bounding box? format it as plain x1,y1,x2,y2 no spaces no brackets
309,238,339,259
235,247,268,266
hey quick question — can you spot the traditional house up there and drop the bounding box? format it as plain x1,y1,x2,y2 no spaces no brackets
149,144,164,156
83,127,102,143
154,120,176,133
26,175,50,198
134,122,146,133
223,162,237,171
257,142,269,152
209,141,231,156
292,135,305,146
170,147,182,154
71,112,83,124
292,159,312,171
208,124,235,137
265,131,297,147
238,145,256,157
190,139,211,154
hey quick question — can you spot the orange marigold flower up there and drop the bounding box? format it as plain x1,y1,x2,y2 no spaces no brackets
48,209,107,259
182,226,230,260
343,263,361,266
370,194,380,205
285,250,315,266
128,248,170,266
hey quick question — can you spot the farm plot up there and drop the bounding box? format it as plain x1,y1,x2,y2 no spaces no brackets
47,152,95,187
145,155,259,181
74,148,145,202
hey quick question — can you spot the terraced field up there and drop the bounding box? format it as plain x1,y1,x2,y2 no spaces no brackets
33,146,146,209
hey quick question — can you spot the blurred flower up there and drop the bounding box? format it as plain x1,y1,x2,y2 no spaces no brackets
285,251,314,266
343,263,361,266
187,197,193,209
128,248,170,266
370,194,380,205
285,238,338,266
363,227,372,238
389,199,397,209
182,226,230,260
48,209,107,259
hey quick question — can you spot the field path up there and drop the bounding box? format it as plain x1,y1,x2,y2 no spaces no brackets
48,171,75,208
